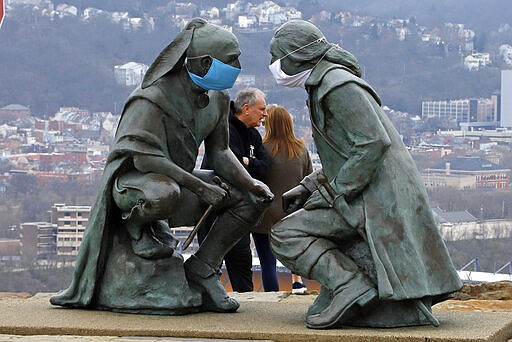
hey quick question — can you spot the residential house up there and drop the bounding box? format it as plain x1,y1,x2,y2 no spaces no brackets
114,62,149,86
0,104,30,124
464,53,491,71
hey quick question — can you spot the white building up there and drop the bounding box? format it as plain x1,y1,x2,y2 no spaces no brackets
49,204,91,258
439,219,512,241
464,53,491,71
114,62,149,86
501,70,512,128
235,74,256,87
421,99,475,126
55,4,78,17
238,15,257,28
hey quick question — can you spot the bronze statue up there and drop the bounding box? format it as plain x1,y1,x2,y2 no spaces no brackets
268,20,462,329
50,18,273,315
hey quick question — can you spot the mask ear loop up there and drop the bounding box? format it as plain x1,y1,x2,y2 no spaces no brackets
185,54,211,77
186,54,212,60
313,45,334,66
281,37,327,60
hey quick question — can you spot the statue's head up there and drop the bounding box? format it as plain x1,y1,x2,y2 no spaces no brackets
268,19,361,81
186,19,241,71
142,18,241,90
185,19,241,90
269,20,325,76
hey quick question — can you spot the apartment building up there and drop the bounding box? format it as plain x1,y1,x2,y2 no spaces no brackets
19,222,57,264
48,203,91,259
422,99,476,126
422,96,501,129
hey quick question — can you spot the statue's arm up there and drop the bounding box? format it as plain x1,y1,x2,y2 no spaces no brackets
133,153,226,206
323,83,391,200
120,101,226,206
204,113,256,189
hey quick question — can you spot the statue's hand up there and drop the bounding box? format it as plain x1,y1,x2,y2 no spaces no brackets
202,182,228,207
248,179,274,208
303,187,331,211
282,185,311,214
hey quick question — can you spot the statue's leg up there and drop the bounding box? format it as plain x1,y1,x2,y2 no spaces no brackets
184,187,266,313
113,170,180,259
305,248,378,329
270,208,378,329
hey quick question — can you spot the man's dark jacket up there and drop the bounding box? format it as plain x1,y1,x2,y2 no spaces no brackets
202,102,271,181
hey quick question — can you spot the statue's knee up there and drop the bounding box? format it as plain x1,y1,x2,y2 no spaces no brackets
112,174,141,214
139,174,180,218
226,197,264,225
270,219,289,239
269,224,291,251
113,171,180,219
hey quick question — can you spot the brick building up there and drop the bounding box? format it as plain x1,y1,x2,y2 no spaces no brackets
19,222,57,264
0,238,21,264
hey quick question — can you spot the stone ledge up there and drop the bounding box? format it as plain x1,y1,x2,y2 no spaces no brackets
0,293,511,342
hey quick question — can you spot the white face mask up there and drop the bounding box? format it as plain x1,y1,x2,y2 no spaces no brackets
269,37,329,88
269,59,313,88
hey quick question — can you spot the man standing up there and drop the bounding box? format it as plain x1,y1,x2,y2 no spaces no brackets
201,87,272,292
268,20,462,329
50,18,273,314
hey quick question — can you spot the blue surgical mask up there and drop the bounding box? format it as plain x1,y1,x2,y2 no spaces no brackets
187,56,241,90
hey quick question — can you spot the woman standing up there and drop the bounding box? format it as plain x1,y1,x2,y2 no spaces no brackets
253,105,313,293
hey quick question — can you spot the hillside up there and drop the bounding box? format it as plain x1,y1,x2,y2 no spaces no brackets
316,0,512,32
0,1,509,116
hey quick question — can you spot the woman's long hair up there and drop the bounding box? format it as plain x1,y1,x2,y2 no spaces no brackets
263,105,305,159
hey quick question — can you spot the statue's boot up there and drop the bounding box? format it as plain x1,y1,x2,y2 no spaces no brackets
128,219,176,259
305,249,378,329
184,210,253,312
184,255,239,312
307,285,332,317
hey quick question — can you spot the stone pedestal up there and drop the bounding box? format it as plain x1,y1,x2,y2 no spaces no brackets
95,231,202,315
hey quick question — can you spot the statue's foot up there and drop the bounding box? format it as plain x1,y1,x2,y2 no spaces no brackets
184,255,239,313
131,228,174,259
307,286,332,317
306,283,378,329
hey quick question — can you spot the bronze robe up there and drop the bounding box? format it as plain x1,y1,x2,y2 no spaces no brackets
302,60,462,301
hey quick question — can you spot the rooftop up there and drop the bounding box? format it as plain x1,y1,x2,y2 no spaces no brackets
432,207,478,223
1,104,30,111
429,156,510,172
